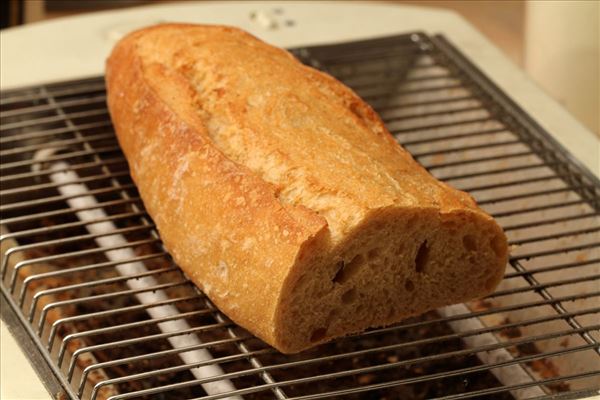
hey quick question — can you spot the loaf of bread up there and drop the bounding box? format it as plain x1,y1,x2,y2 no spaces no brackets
106,24,508,353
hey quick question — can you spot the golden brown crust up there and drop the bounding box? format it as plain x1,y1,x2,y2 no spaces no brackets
106,24,507,353
107,24,329,345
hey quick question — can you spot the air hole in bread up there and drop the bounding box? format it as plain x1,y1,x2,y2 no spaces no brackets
462,234,477,251
341,288,357,304
332,260,345,283
333,254,365,284
310,327,327,343
415,241,430,273
491,234,506,257
404,279,415,292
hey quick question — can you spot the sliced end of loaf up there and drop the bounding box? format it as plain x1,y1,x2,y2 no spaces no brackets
274,207,507,353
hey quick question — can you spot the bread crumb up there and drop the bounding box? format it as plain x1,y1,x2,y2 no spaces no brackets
528,358,561,379
357,374,375,385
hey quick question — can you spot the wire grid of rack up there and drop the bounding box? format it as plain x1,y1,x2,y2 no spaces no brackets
1,32,599,400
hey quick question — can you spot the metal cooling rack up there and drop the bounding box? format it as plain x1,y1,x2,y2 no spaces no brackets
1,33,599,400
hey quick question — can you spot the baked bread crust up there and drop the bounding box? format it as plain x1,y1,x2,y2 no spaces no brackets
106,24,507,353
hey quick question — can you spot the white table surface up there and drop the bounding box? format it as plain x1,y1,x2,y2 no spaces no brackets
1,2,598,399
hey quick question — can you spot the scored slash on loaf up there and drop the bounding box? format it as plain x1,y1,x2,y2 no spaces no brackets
106,24,508,353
